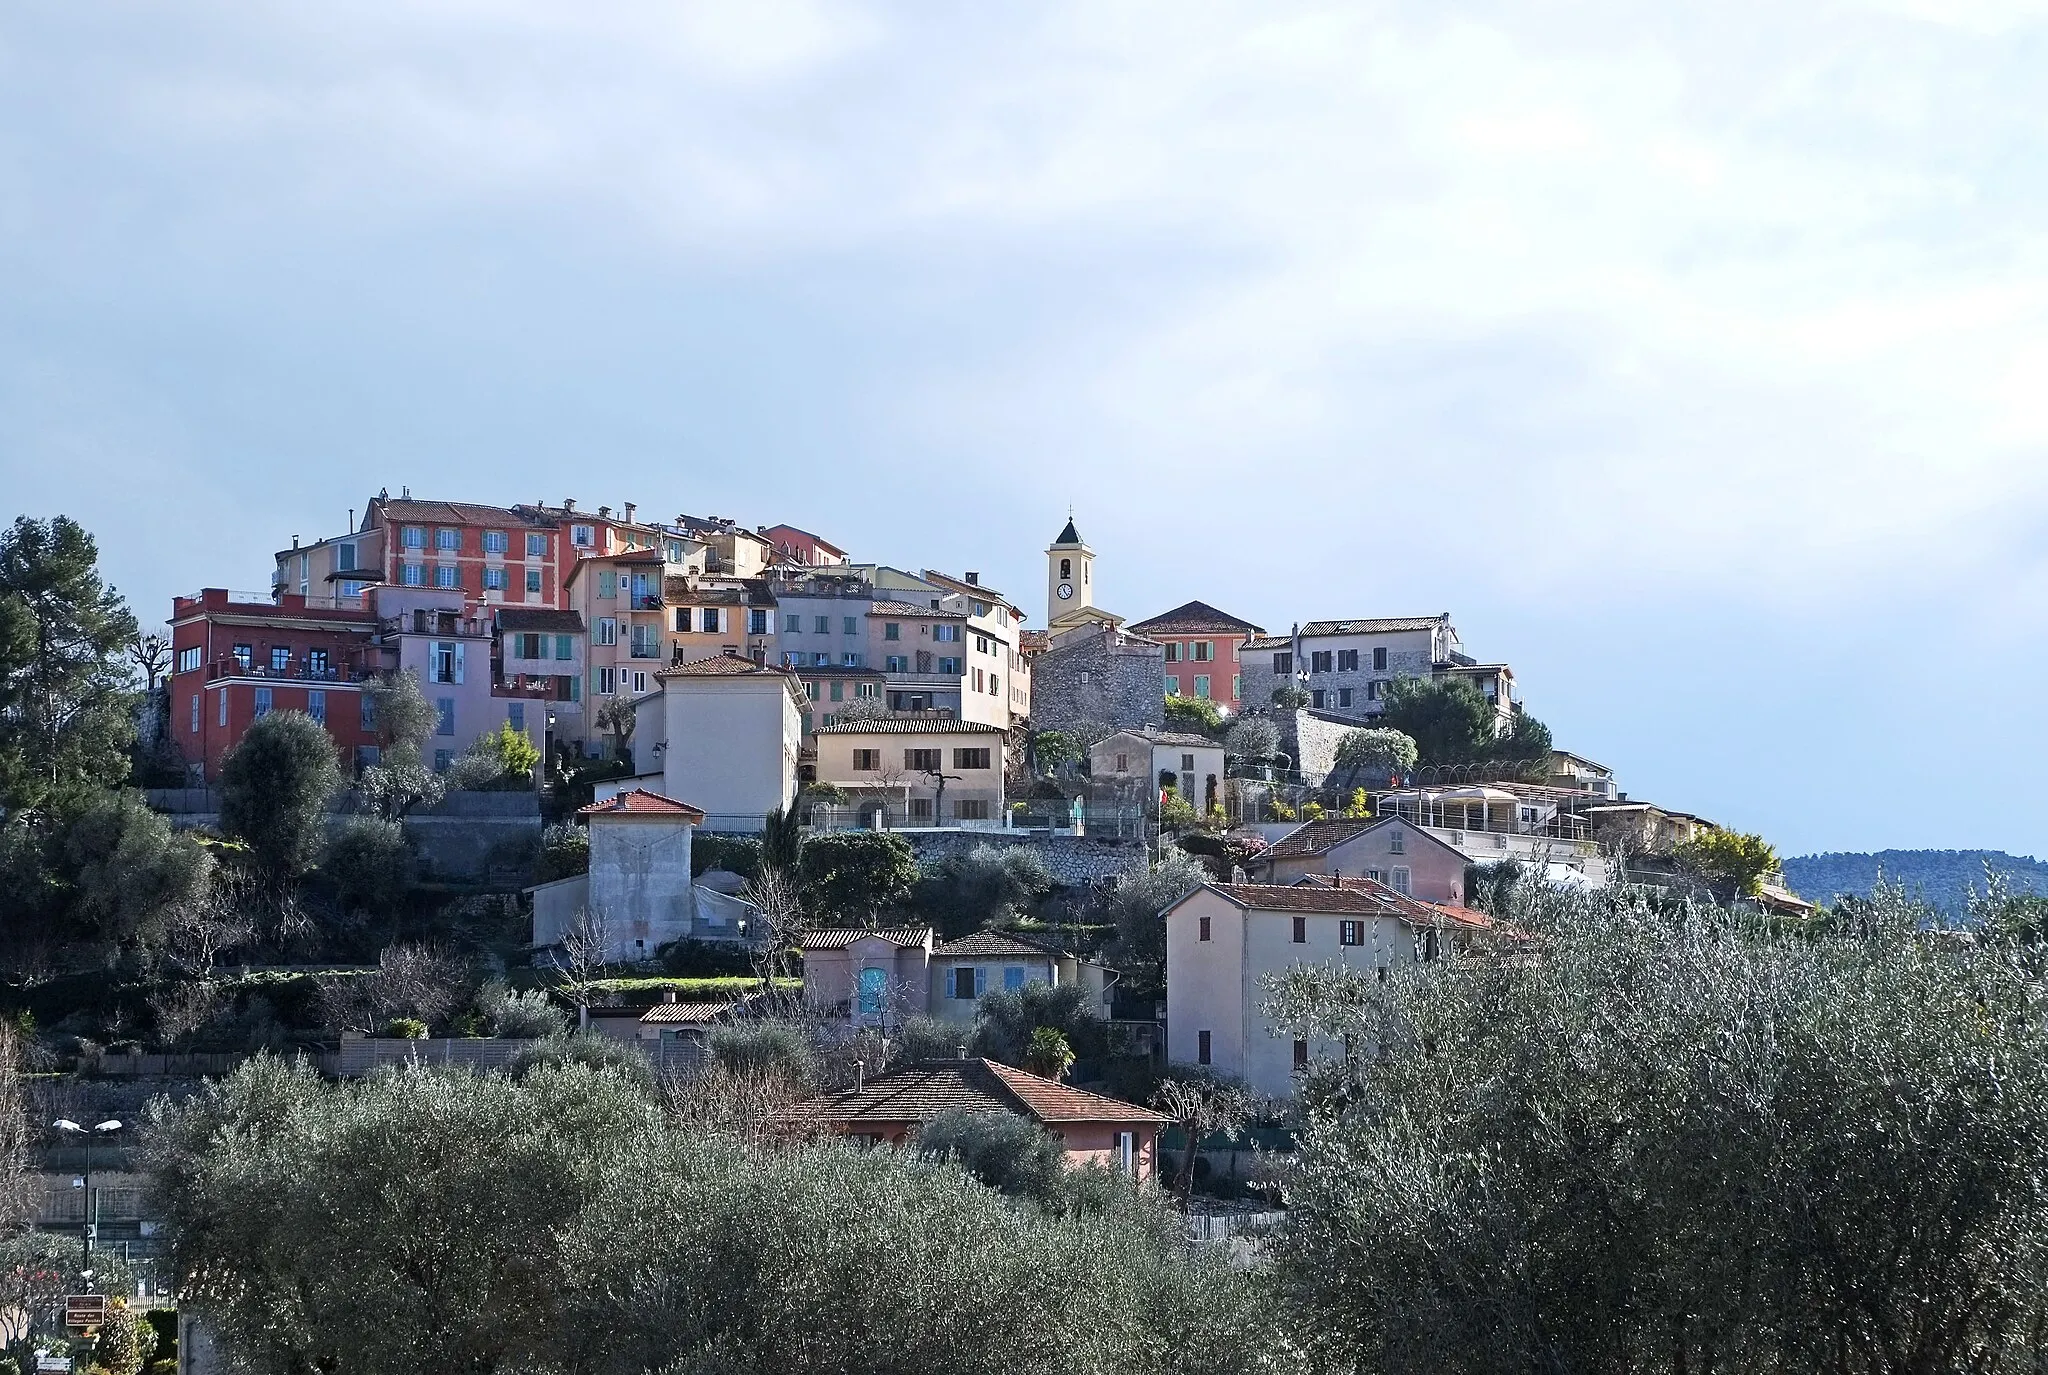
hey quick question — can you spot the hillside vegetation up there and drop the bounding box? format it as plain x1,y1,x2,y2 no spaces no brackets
1783,849,2048,913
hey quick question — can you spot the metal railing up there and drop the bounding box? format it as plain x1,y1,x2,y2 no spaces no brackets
205,659,373,683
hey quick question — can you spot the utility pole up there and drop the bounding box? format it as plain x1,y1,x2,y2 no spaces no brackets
51,1118,123,1278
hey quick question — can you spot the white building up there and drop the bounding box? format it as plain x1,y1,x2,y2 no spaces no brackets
1089,729,1228,814
1162,879,1488,1099
628,653,805,832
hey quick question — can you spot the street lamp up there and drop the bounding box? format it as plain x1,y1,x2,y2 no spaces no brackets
52,1119,123,1277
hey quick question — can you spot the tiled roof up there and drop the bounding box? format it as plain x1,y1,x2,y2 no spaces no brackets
799,926,933,950
496,608,585,632
813,718,1007,735
1150,731,1223,749
655,653,790,678
1128,600,1265,635
789,1059,1164,1127
377,497,543,527
1263,819,1380,858
866,601,968,620
1203,879,1491,928
1298,616,1450,637
931,930,1056,959
920,570,1013,604
1053,518,1083,546
639,1000,740,1024
575,789,707,819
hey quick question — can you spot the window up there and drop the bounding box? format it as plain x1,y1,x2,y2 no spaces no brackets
829,680,843,702
176,645,201,673
750,608,769,635
843,652,863,668
597,666,616,695
1293,1039,1309,1070
856,681,876,699
555,634,573,660
701,608,721,634
1163,642,1180,663
1338,648,1359,671
431,642,460,683
1292,915,1309,943
937,657,961,675
632,670,647,694
402,563,425,586
1116,1130,1135,1176
884,622,901,641
1338,688,1352,708
1233,675,1241,700
1199,915,1211,942
1115,753,1128,772
342,579,366,599
905,747,942,771
482,530,508,554
853,748,881,771
933,623,961,642
525,569,542,594
954,747,991,770
571,524,594,547
566,675,581,702
253,687,273,718
435,697,455,736
435,528,459,551
1193,640,1213,662
1311,650,1334,673
1389,830,1405,854
307,689,326,724
1367,679,1384,702
270,646,290,672
595,617,618,645
1197,1030,1212,1065
843,616,857,635
1340,920,1364,946
360,694,377,731
1273,652,1292,674
952,967,982,1000
434,748,453,772
1002,965,1025,991
1194,675,1211,699
1311,689,1325,709
402,526,426,549
526,532,547,557
435,565,459,588
886,655,907,672
508,702,524,732
972,668,983,692
218,691,228,727
1373,646,1388,671
598,571,617,599
483,567,507,591
957,799,991,821
229,643,251,671
337,543,357,571
809,615,827,633
514,632,540,659
1391,866,1411,895
1164,674,1179,696
1059,557,1072,580
805,680,820,701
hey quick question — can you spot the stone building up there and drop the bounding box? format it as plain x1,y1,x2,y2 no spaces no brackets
1027,623,1166,737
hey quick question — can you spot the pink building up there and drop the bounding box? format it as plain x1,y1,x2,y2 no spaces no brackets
1127,600,1264,711
757,524,849,567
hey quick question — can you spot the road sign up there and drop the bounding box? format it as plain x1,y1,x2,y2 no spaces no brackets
64,1294,107,1333
37,1356,72,1373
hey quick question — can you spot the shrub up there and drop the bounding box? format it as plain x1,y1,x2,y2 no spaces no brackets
385,1018,428,1039
1021,1026,1075,1081
968,981,1108,1067
1223,715,1279,761
1332,727,1419,779
476,980,569,1039
692,833,763,881
1675,827,1781,898
1100,848,1211,997
799,830,918,925
534,822,590,881
914,1108,1066,1202
321,816,415,913
218,710,340,876
509,1032,655,1090
1163,695,1224,737
1378,675,1494,765
913,845,1053,938
1271,685,1310,709
707,1020,817,1089
890,1014,966,1065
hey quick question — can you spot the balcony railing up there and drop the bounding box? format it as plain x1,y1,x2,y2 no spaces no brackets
379,614,490,638
206,659,373,684
494,674,579,702
631,594,663,610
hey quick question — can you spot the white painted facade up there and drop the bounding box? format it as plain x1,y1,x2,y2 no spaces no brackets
634,657,804,832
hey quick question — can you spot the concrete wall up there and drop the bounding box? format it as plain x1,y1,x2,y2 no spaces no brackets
587,815,696,960
660,675,801,832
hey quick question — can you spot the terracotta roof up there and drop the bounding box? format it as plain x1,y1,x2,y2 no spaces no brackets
813,718,1007,735
866,601,968,620
931,930,1057,959
1264,819,1380,858
799,926,933,950
655,653,790,678
1298,615,1450,637
1196,879,1492,929
1128,600,1265,636
1150,731,1223,750
639,1000,740,1024
375,497,545,527
496,608,585,632
575,789,707,819
789,1059,1164,1127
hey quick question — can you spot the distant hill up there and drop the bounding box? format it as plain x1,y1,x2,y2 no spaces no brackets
1781,850,2048,914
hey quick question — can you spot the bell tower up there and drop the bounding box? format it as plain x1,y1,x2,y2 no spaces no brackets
1046,513,1098,631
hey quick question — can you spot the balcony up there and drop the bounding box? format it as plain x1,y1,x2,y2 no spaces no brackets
206,658,373,684
631,594,664,611
378,613,490,639
494,673,579,702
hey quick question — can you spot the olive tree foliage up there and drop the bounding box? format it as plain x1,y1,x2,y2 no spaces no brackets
1223,714,1280,762
358,671,446,819
1265,882,2048,1375
142,1055,1281,1375
1103,847,1213,997
1332,728,1418,779
320,816,415,915
913,844,1053,938
968,981,1108,1067
218,710,341,877
914,1108,1066,1202
61,789,214,953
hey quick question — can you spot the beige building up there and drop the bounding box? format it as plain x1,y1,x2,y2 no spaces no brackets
1163,880,1487,1098
927,930,1113,1025
812,718,1009,828
629,654,805,833
1044,516,1122,635
800,926,938,1026
1090,730,1229,814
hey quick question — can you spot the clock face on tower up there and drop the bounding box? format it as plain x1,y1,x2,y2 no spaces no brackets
1057,583,1074,600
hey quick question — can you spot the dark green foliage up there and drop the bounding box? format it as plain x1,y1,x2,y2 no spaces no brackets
61,790,213,951
913,844,1053,939
1101,848,1211,998
691,832,763,881
219,711,340,877
1487,704,1551,771
889,1014,965,1064
968,980,1109,1068
384,1017,427,1039
914,1108,1066,1202
798,830,918,924
760,804,804,873
1377,675,1495,765
1270,684,1310,709
707,1019,817,1089
94,1299,158,1375
1163,694,1224,737
510,1031,655,1089
321,816,415,914
0,515,140,813
533,822,590,881
1030,729,1082,773
473,979,569,1038
658,938,758,976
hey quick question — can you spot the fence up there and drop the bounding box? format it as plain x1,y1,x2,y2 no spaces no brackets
87,1051,283,1078
334,1036,541,1075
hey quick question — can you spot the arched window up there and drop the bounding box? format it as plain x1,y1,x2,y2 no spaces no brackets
1059,558,1071,580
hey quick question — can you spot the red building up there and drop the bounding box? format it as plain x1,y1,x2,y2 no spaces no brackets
757,523,848,567
168,590,380,782
1127,600,1266,711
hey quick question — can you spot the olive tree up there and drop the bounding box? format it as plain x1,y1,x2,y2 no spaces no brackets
218,710,340,877
1267,882,2048,1375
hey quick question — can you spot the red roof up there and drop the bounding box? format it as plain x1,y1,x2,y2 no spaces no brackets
575,789,707,820
786,1059,1165,1127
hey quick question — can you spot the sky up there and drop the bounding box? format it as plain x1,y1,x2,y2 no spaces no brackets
3,1,2047,858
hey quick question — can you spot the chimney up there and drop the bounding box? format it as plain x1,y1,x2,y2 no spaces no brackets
964,571,979,585
291,534,300,549
598,505,612,519
402,485,410,499
956,1043,968,1060
662,988,678,1004
623,502,636,523
563,498,576,513
854,1059,865,1092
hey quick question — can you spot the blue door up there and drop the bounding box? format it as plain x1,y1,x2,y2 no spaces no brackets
857,966,887,1016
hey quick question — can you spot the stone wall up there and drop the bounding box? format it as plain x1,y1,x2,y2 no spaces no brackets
1279,709,1359,786
1029,628,1166,737
901,830,1145,886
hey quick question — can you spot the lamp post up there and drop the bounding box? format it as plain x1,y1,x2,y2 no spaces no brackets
51,1118,122,1277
